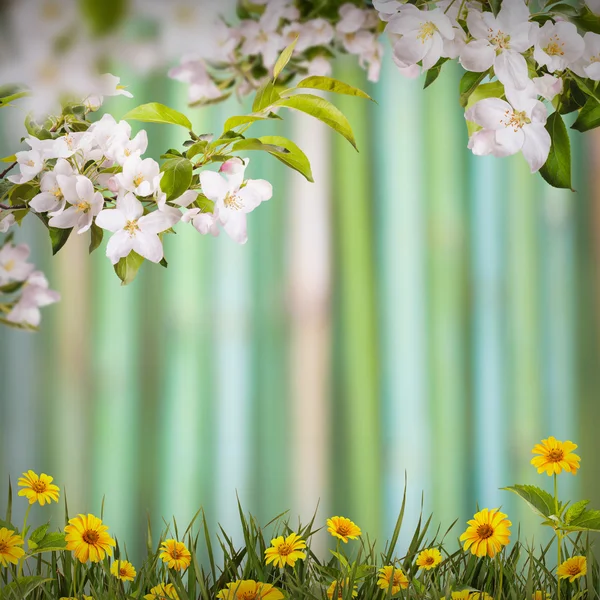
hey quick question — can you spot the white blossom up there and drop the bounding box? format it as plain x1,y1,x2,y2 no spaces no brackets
571,32,600,80
534,21,585,73
0,243,34,285
7,150,44,184
47,176,104,234
115,155,161,197
6,271,60,328
169,58,223,105
29,158,74,215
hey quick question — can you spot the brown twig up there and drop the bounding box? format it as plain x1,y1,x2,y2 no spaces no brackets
0,161,17,179
0,204,26,210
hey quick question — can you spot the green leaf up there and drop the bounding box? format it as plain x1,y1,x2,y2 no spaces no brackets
114,251,144,286
459,70,491,107
294,76,374,100
0,281,25,295
28,523,49,546
0,519,17,532
564,508,600,532
49,227,72,255
565,500,590,524
79,0,126,35
123,103,193,131
257,135,313,182
28,532,67,554
502,485,557,519
0,576,53,600
231,138,290,154
568,5,600,34
222,115,270,133
424,58,449,89
274,36,298,80
0,154,16,163
186,140,209,160
252,81,281,113
273,93,357,150
572,97,600,132
570,72,600,103
0,91,30,108
160,158,193,202
89,222,104,254
539,112,572,190
195,195,215,213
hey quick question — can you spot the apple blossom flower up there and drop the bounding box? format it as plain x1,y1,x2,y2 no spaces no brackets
459,0,535,90
387,5,455,71
0,214,16,233
182,209,220,237
115,155,161,197
6,270,60,328
200,158,272,244
534,21,584,73
305,56,333,77
95,193,180,264
465,88,551,172
240,19,284,69
7,150,44,184
87,114,132,153
0,243,34,285
571,32,600,80
106,130,148,166
258,0,300,30
29,158,74,215
304,19,335,48
48,176,104,234
337,4,370,34
533,74,564,101
168,58,223,105
372,0,403,21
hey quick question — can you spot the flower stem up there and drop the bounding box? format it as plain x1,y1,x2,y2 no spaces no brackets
554,473,562,600
17,504,32,577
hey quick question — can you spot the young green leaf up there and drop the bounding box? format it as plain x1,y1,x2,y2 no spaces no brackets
252,81,281,112
256,135,314,182
572,97,600,132
222,115,269,133
459,70,491,107
89,222,104,254
114,251,144,286
274,36,298,80
424,59,449,89
563,508,600,532
160,157,193,202
49,227,72,255
232,138,290,154
123,102,193,130
539,111,572,190
565,500,590,524
502,485,557,519
273,93,358,149
293,76,374,100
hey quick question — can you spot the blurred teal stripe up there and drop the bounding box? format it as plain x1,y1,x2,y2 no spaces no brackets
469,155,507,507
424,63,469,525
374,52,429,545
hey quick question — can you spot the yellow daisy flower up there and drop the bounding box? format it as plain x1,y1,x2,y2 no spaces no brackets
144,583,179,600
110,559,137,581
264,532,306,568
440,591,471,600
459,508,511,558
326,516,361,543
531,437,580,476
64,514,116,563
0,528,25,567
17,470,60,506
557,555,587,582
326,579,358,599
470,594,493,600
159,539,191,571
216,580,284,600
59,596,92,600
377,566,409,593
532,592,550,600
416,547,443,570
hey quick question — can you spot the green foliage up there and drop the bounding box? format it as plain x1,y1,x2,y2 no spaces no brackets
539,112,572,190
160,158,193,202
502,485,558,519
459,71,492,108
294,76,374,101
114,251,145,286
123,103,193,131
79,0,126,35
273,37,298,80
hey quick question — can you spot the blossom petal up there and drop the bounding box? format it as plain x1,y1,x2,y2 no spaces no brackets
132,231,164,263
118,193,144,221
494,50,529,90
465,97,512,130
459,39,495,73
222,212,248,244
106,230,135,264
200,170,230,201
138,209,181,234
522,124,551,172
96,208,127,233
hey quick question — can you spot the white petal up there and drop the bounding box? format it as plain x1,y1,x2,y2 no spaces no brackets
48,206,79,229
222,212,248,244
495,127,525,154
422,33,444,70
466,9,489,40
30,192,60,213
96,208,127,233
56,174,79,204
76,212,94,235
172,189,199,207
106,230,135,264
392,35,429,67
522,124,551,172
467,129,499,156
132,231,164,263
75,176,95,202
118,193,144,221
244,179,273,202
459,39,495,73
200,170,230,201
138,209,180,234
494,50,529,90
465,97,512,130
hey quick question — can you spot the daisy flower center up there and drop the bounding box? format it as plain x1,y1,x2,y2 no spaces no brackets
424,556,435,565
567,564,582,575
476,524,494,539
544,35,565,56
393,571,404,583
124,220,140,236
239,592,258,600
31,480,48,493
548,449,564,462
169,548,183,560
417,22,437,43
120,567,128,576
0,542,8,554
277,542,292,556
336,523,352,537
489,29,510,51
224,193,243,210
82,529,100,545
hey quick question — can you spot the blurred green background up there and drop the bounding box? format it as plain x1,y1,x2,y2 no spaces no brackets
1,51,599,562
